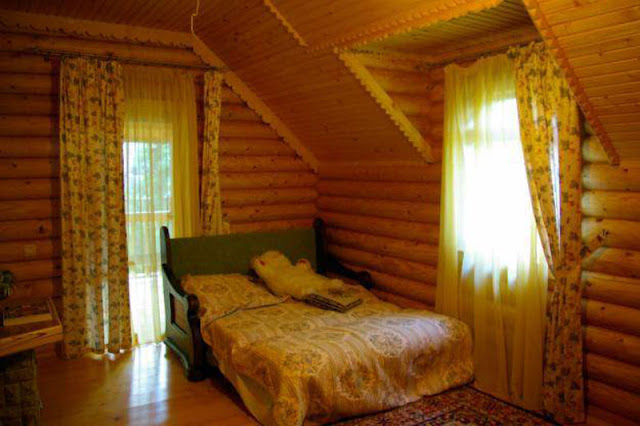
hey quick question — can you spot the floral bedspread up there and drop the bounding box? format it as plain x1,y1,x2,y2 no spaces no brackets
200,285,474,425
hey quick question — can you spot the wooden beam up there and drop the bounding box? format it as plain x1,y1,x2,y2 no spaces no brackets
263,0,308,47
338,52,434,163
0,9,194,48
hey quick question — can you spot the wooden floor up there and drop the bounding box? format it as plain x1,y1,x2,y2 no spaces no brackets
37,344,257,425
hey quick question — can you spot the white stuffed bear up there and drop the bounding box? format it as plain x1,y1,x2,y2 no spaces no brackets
251,251,343,299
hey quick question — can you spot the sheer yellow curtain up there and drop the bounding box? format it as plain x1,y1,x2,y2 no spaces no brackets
437,54,547,409
123,66,199,344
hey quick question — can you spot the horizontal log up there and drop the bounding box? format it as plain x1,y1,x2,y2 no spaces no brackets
0,115,57,137
430,123,443,140
219,156,309,173
0,238,60,262
429,67,445,82
370,288,432,310
586,353,640,394
328,244,437,284
583,271,640,310
587,380,640,421
0,94,57,116
350,53,421,72
224,203,316,223
582,191,640,221
0,52,58,74
583,217,640,251
583,299,640,336
388,93,431,115
0,258,61,282
1,32,203,67
320,163,441,182
327,228,438,265
230,218,313,234
320,211,438,244
582,136,609,163
220,104,260,121
0,218,60,242
583,164,640,191
583,247,640,279
342,261,436,306
409,115,431,136
0,178,59,200
587,404,639,426
220,172,317,189
219,137,294,156
429,84,444,102
317,180,440,203
584,325,640,366
0,199,60,221
221,188,317,207
317,196,440,224
0,136,58,158
367,68,431,94
0,73,56,95
219,121,277,139
0,158,58,178
10,278,61,299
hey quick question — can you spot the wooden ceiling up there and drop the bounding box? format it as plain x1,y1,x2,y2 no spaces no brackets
361,0,538,62
264,0,506,49
526,0,640,163
0,0,193,32
192,0,434,164
6,0,634,164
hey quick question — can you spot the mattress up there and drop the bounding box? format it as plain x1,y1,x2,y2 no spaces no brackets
199,284,474,425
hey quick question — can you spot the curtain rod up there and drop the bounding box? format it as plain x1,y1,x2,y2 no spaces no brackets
18,48,222,71
432,37,543,68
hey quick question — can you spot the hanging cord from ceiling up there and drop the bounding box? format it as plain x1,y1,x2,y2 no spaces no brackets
191,0,201,38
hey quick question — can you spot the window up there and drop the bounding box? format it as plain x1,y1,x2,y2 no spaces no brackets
123,128,173,345
438,55,547,409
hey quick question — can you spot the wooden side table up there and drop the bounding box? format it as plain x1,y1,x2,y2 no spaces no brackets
0,298,62,426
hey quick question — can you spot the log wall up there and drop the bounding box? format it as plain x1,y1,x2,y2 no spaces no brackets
581,131,640,425
318,65,444,310
0,32,316,305
214,81,317,233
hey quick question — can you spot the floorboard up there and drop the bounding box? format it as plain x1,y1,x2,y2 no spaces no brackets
37,344,257,425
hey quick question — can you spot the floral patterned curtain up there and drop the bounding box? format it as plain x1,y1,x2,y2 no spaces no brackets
200,70,230,235
59,57,132,358
508,42,608,423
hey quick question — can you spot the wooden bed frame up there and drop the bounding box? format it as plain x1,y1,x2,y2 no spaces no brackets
160,218,374,381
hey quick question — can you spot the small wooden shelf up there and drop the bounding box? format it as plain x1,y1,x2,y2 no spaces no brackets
0,298,62,357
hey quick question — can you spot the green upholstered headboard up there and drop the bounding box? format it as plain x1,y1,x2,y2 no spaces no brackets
164,228,317,279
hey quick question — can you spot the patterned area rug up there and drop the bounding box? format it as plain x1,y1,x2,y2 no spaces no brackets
335,386,553,425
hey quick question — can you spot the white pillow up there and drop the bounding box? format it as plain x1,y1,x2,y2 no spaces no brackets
250,251,343,299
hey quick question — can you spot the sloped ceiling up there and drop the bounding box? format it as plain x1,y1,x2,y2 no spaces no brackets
193,0,429,163
8,0,630,165
0,0,194,32
525,0,640,163
0,0,520,165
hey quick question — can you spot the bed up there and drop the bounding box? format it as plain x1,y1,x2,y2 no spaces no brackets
161,219,473,425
